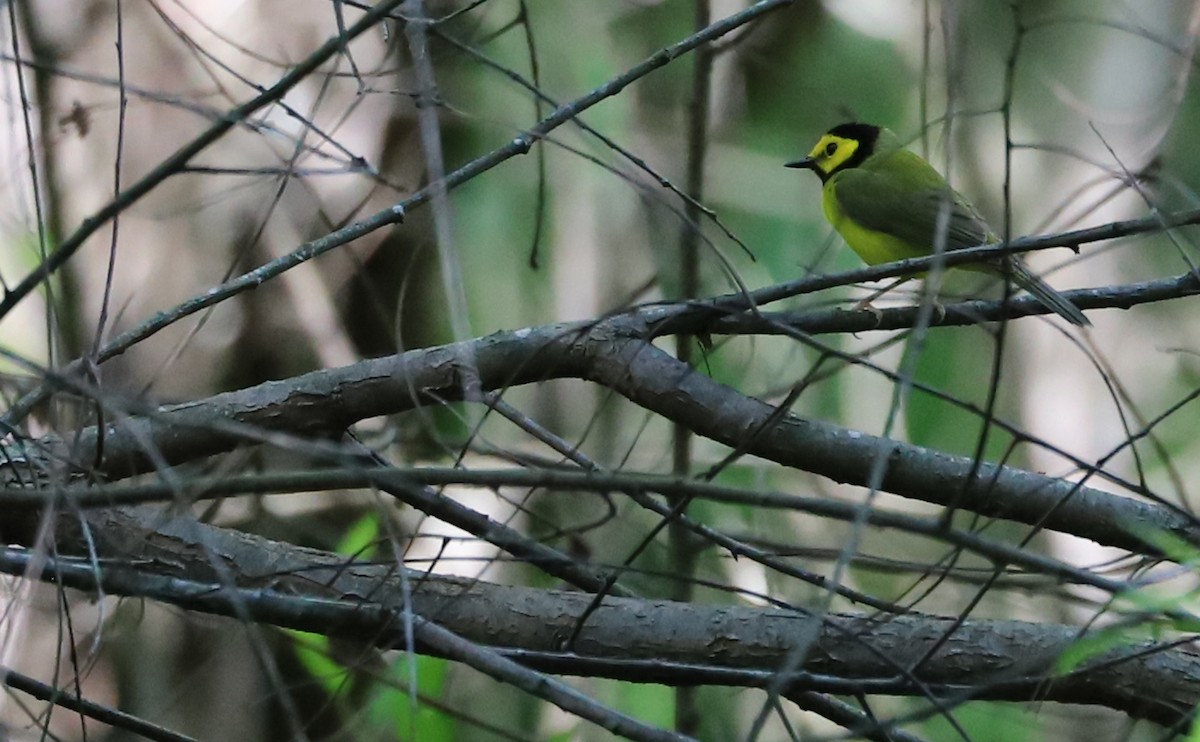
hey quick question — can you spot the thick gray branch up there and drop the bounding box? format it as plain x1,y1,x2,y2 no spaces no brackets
26,311,1197,557
15,508,1197,727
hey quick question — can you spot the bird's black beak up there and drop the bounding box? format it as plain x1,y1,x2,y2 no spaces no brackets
786,156,827,183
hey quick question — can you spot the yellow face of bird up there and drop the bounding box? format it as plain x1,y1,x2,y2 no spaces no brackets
786,123,882,183
802,133,861,181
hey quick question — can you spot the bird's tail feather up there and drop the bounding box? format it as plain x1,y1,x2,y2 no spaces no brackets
1009,261,1090,327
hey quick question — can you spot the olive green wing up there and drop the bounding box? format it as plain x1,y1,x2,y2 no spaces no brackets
831,149,995,253
830,149,1090,325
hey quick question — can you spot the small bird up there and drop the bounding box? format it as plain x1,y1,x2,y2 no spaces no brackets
787,122,1089,326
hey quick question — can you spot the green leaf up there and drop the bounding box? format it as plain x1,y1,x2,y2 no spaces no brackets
615,681,674,730
1055,625,1144,675
387,654,456,741
905,327,1011,459
337,511,381,559
289,631,349,699
921,702,1034,742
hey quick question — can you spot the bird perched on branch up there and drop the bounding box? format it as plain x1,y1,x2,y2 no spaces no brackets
787,122,1089,326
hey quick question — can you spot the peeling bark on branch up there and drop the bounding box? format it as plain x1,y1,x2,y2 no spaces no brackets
8,507,1195,727
15,309,1197,556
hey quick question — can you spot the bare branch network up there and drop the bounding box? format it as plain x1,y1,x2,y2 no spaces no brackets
5,230,1200,731
2,1,1199,740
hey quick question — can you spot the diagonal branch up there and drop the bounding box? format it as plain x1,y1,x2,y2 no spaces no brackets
11,306,1198,557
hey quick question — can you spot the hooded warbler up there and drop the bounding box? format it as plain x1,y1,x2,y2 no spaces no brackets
787,122,1089,326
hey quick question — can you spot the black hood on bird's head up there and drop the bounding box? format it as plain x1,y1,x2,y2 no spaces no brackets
826,122,881,169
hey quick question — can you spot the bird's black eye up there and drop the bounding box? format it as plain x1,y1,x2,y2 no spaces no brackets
824,142,837,156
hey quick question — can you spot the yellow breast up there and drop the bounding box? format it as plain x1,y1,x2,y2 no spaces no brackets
821,181,927,266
